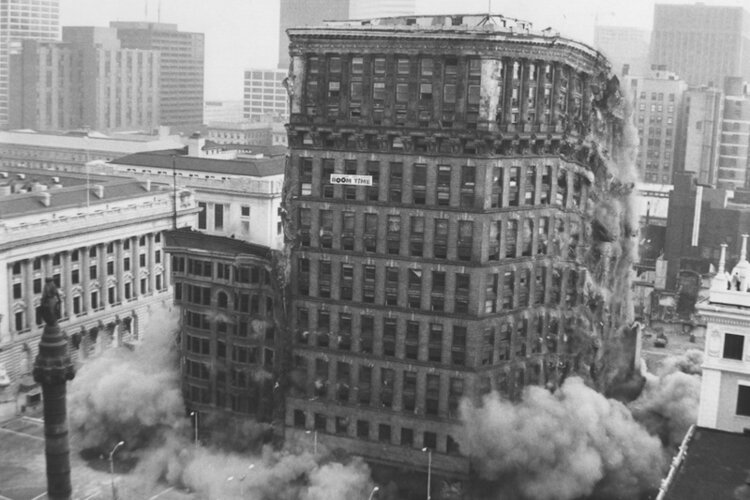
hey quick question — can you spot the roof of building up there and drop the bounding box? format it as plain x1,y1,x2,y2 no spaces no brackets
109,149,285,177
0,129,183,153
288,14,605,71
163,228,273,260
0,170,164,219
661,427,750,500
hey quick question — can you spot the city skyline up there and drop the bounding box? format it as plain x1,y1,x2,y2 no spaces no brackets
58,0,745,101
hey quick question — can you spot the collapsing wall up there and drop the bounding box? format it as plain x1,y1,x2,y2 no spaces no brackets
572,72,644,399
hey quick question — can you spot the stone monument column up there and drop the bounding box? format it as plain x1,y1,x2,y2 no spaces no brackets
33,278,75,500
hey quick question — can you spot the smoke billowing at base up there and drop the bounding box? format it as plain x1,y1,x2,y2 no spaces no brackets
68,310,374,500
460,349,703,500
458,73,704,500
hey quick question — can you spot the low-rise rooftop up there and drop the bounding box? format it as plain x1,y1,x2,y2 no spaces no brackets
110,149,285,177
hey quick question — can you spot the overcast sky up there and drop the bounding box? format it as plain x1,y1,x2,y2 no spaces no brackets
60,0,745,101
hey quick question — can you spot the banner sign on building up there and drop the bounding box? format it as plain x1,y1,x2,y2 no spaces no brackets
329,174,373,186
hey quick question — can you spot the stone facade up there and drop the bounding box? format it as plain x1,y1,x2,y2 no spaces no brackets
282,15,629,477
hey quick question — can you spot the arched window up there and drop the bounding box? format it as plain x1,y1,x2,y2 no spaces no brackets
217,291,228,309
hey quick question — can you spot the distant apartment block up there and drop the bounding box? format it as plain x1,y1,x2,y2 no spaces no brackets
204,100,244,125
683,86,724,186
593,25,650,77
111,22,204,129
349,0,416,19
650,3,750,86
624,68,687,184
9,27,160,132
243,69,288,123
278,0,349,69
0,0,60,128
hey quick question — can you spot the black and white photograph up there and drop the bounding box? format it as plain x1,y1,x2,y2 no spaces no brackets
0,0,748,498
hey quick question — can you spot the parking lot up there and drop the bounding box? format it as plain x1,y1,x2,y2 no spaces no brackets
0,417,193,500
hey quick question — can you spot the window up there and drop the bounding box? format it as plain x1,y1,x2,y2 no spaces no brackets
410,217,425,257
214,204,224,230
429,324,443,362
434,219,448,259
358,365,372,404
413,164,427,204
737,385,750,417
389,162,403,202
198,202,207,229
340,263,353,300
357,420,370,439
319,210,333,249
318,262,331,298
387,216,401,255
408,269,422,308
341,212,355,251
385,267,399,306
401,427,414,447
402,371,416,411
406,321,420,360
378,424,392,443
426,375,440,416
364,213,377,253
13,282,22,299
436,165,451,206
460,166,475,207
457,221,473,261
381,368,394,408
423,431,437,450
383,319,396,356
360,315,374,353
724,333,745,360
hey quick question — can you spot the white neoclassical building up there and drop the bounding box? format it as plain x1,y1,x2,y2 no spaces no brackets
697,235,750,432
0,167,198,388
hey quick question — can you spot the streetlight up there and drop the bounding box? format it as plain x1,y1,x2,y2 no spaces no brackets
305,429,318,455
368,485,380,500
422,447,432,500
190,411,199,446
109,440,125,500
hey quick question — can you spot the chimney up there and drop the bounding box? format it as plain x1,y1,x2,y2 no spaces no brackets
92,184,104,199
187,132,205,157
39,192,51,207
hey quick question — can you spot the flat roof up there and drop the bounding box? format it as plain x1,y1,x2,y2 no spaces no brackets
0,167,163,218
164,228,272,260
662,427,750,499
110,149,285,177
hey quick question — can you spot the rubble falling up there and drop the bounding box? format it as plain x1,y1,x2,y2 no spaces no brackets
67,309,374,500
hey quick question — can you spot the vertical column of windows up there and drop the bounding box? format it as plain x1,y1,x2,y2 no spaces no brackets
395,55,410,125
320,158,334,198
326,55,341,119
442,57,458,127
407,269,422,309
385,267,399,306
418,57,434,126
349,56,363,119
386,215,401,256
372,56,386,125
388,162,402,203
457,220,473,262
466,58,481,129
